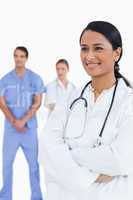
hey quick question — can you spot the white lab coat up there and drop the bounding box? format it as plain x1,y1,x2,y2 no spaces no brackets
44,79,76,110
40,78,133,200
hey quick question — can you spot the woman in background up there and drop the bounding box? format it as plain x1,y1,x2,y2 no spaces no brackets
44,59,76,113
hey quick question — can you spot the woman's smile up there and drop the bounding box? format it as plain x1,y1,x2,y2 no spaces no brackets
84,60,101,69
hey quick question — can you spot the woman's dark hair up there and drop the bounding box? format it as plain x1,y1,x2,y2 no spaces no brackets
14,46,29,58
80,21,131,87
56,59,69,70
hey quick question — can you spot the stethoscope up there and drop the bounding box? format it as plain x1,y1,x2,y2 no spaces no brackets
63,78,119,148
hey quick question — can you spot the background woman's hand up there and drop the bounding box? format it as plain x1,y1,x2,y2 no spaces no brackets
95,175,114,183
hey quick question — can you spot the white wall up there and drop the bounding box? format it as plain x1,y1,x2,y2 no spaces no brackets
0,0,133,199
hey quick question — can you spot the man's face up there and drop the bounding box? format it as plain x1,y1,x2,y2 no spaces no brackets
14,49,28,68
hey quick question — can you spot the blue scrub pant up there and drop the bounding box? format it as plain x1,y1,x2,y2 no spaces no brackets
0,127,43,200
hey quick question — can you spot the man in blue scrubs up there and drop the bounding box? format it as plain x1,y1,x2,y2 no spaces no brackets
0,46,44,200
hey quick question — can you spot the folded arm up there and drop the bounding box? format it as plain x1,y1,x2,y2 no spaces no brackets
71,104,133,176
42,106,99,193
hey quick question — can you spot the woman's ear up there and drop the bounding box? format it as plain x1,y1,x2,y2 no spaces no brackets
113,47,122,62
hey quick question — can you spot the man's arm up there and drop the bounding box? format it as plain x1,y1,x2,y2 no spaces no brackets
14,94,42,129
0,96,15,124
0,96,27,132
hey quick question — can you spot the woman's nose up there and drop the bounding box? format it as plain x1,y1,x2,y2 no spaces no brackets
86,51,95,60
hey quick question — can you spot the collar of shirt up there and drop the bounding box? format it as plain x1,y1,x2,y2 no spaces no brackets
86,78,128,110
56,78,70,90
12,68,28,82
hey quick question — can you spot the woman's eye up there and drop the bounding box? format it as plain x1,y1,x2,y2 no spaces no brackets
95,47,103,51
81,47,88,51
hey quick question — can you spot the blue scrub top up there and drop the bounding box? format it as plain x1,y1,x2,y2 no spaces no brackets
0,68,45,130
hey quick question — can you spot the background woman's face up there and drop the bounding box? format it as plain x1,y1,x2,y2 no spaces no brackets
80,30,121,78
56,63,69,80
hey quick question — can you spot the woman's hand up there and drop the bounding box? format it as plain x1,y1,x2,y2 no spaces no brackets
95,175,114,183
48,104,56,111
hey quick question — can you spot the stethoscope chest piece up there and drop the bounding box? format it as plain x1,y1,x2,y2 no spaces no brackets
93,137,102,148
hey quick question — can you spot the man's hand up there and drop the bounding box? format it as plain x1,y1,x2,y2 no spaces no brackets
13,119,28,133
20,94,42,124
95,175,114,183
13,119,26,128
15,126,28,132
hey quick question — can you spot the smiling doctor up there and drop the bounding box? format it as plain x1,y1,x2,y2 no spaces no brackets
41,21,133,200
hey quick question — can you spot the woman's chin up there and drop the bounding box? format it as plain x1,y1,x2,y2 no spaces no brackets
85,70,102,78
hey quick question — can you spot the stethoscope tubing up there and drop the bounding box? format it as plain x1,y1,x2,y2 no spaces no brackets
63,79,118,141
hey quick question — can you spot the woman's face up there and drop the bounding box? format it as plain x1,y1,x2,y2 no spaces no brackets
56,63,69,80
80,30,121,78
